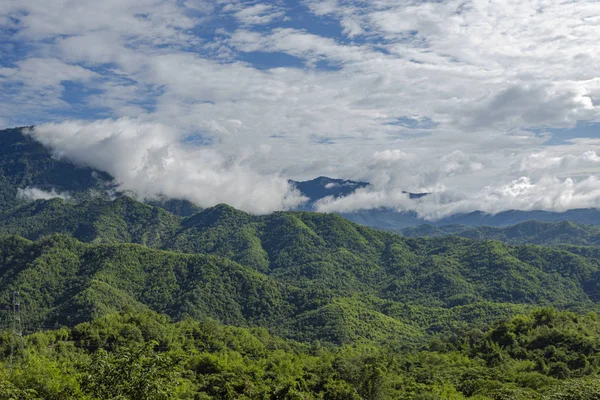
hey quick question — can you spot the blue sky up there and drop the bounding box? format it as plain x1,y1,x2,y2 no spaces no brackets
1,0,600,216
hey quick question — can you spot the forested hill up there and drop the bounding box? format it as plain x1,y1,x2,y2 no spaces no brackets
2,195,600,346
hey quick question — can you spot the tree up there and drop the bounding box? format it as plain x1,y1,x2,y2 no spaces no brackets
79,341,187,400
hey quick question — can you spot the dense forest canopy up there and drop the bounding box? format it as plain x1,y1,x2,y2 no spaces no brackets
4,309,600,399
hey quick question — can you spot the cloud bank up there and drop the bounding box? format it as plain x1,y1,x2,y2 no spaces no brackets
28,119,306,214
316,176,600,220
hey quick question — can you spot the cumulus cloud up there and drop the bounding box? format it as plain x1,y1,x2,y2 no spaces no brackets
520,150,600,174
372,150,412,162
17,187,71,201
315,142,600,218
233,4,285,26
27,119,306,214
316,176,600,220
455,84,595,131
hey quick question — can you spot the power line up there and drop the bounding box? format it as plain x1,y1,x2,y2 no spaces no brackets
10,291,26,371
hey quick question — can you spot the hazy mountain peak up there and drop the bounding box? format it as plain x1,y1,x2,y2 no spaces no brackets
289,177,370,205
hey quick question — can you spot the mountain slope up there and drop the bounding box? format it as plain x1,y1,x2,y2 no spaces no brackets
0,127,114,213
4,197,600,306
3,197,600,345
290,176,370,206
0,196,182,246
0,235,290,329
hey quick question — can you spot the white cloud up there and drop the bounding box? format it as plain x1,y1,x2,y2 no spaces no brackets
340,17,364,38
27,118,306,214
304,0,339,16
229,28,372,64
17,187,71,201
316,176,600,220
9,58,96,88
373,150,412,162
2,0,196,43
0,58,98,121
234,4,285,25
455,83,595,131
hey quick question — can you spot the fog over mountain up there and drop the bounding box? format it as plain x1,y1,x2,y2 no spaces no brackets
290,175,600,229
2,0,600,215
28,121,305,214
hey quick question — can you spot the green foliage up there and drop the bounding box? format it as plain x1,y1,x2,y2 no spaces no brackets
2,198,600,345
80,341,186,400
1,310,600,399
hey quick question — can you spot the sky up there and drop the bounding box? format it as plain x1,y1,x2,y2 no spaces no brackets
1,0,600,217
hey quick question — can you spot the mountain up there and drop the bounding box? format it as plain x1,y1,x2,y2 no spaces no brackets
289,176,439,229
0,127,114,213
0,196,182,246
0,127,201,217
289,176,370,206
289,176,600,230
339,207,600,231
3,196,600,345
436,208,600,228
290,176,428,210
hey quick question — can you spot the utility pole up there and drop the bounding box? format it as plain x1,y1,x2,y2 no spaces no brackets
10,291,25,370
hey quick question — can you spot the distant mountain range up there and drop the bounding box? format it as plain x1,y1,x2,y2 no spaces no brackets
290,175,600,230
401,219,600,247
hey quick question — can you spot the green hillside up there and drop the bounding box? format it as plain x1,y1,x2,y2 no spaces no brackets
0,197,182,246
2,197,600,346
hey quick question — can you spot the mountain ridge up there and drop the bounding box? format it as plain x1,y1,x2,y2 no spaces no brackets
2,195,600,345
401,220,600,247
